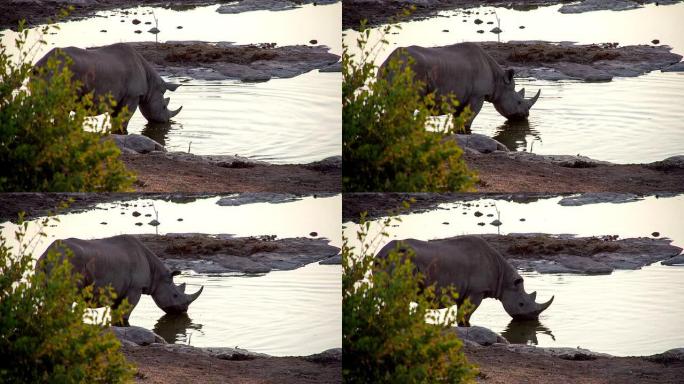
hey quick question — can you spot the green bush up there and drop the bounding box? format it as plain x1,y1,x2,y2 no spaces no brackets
342,21,477,192
342,211,478,383
0,214,135,383
0,18,135,192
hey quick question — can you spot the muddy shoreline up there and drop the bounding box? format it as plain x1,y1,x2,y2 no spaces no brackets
124,41,340,82
343,0,678,29
122,342,341,384
134,233,340,274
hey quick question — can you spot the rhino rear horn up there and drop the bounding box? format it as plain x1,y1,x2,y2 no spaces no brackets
186,286,203,304
527,89,541,108
177,283,186,293
517,88,525,98
165,82,181,92
164,97,170,107
530,291,537,301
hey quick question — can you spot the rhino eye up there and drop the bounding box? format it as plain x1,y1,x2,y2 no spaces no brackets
173,294,178,298
517,101,522,105
519,302,524,307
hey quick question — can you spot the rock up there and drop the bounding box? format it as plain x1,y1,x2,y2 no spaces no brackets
550,254,613,274
558,192,641,206
132,211,141,217
148,219,160,226
100,222,107,225
100,29,107,33
217,0,337,14
148,27,160,34
519,25,525,29
304,348,342,363
319,254,342,265
216,193,301,206
304,155,342,171
177,218,183,221
309,39,318,44
478,222,485,226
520,218,526,221
505,344,610,360
646,348,684,363
474,211,483,217
134,30,142,34
108,134,165,154
319,61,342,72
111,326,166,346
447,133,508,154
135,222,143,226
309,231,318,237
486,213,493,217
652,232,660,237
474,18,483,24
442,29,449,32
662,255,684,266
453,326,508,346
649,155,684,169
132,19,141,24
477,30,484,34
486,21,493,24
177,26,183,29
503,151,613,168
559,0,641,14
145,21,151,25
652,39,660,44
490,219,502,227
662,62,684,72
490,27,502,34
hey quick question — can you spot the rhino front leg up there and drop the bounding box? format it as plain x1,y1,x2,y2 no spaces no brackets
112,97,139,134
113,289,142,326
458,293,484,327
461,97,484,130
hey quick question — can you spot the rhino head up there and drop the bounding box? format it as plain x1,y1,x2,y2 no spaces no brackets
500,275,554,320
493,69,541,121
139,79,183,123
151,270,203,315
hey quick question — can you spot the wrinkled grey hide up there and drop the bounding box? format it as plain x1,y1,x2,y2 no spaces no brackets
379,42,540,127
376,235,553,326
37,235,203,322
34,43,182,130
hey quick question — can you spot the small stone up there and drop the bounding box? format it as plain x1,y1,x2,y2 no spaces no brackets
145,214,151,217
132,211,141,217
474,19,483,24
135,222,143,226
309,231,318,237
487,21,493,24
652,39,660,45
478,222,485,226
462,19,467,22
148,27,160,34
148,219,160,226
134,30,142,34
100,222,107,225
132,19,141,25
177,26,183,29
177,218,183,221
520,218,526,221
442,222,449,225
442,29,449,32
490,27,502,34
309,39,318,44
120,19,125,22
519,25,525,29
477,30,484,34
474,211,483,217
486,213,494,217
100,29,107,33
144,21,151,25
121,212,125,215
490,219,502,226
462,212,467,215
652,232,660,237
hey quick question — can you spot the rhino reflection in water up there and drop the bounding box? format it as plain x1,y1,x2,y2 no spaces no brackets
376,235,554,326
153,313,203,344
34,43,182,131
380,42,541,128
502,319,556,345
37,235,203,323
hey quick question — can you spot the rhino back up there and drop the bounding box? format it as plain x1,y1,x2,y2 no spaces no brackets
403,43,500,103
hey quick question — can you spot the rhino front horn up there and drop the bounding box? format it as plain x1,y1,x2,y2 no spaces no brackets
186,286,203,303
537,295,554,313
527,89,541,108
168,106,182,119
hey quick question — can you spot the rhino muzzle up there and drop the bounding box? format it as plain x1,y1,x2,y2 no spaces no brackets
510,294,555,320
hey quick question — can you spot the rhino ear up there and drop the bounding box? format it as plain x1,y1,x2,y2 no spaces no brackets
505,68,515,84
165,82,181,92
171,270,181,277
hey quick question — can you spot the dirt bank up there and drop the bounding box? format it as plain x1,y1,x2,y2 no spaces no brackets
465,343,684,384
122,152,341,193
478,41,682,81
124,41,340,82
134,233,340,274
466,152,684,193
343,0,675,29
123,343,341,384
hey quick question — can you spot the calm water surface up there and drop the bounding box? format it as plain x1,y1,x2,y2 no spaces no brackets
1,195,342,356
1,3,342,163
343,195,684,356
344,3,684,163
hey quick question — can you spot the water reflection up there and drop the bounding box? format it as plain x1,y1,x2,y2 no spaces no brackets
141,121,176,147
153,313,203,344
501,319,555,345
491,120,541,152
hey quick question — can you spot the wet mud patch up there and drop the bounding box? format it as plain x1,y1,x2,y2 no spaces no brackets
478,41,682,81
134,233,340,274
124,41,340,82
479,233,682,274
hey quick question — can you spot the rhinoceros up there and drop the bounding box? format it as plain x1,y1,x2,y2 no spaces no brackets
37,235,203,323
376,235,553,326
380,42,541,127
34,43,182,130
